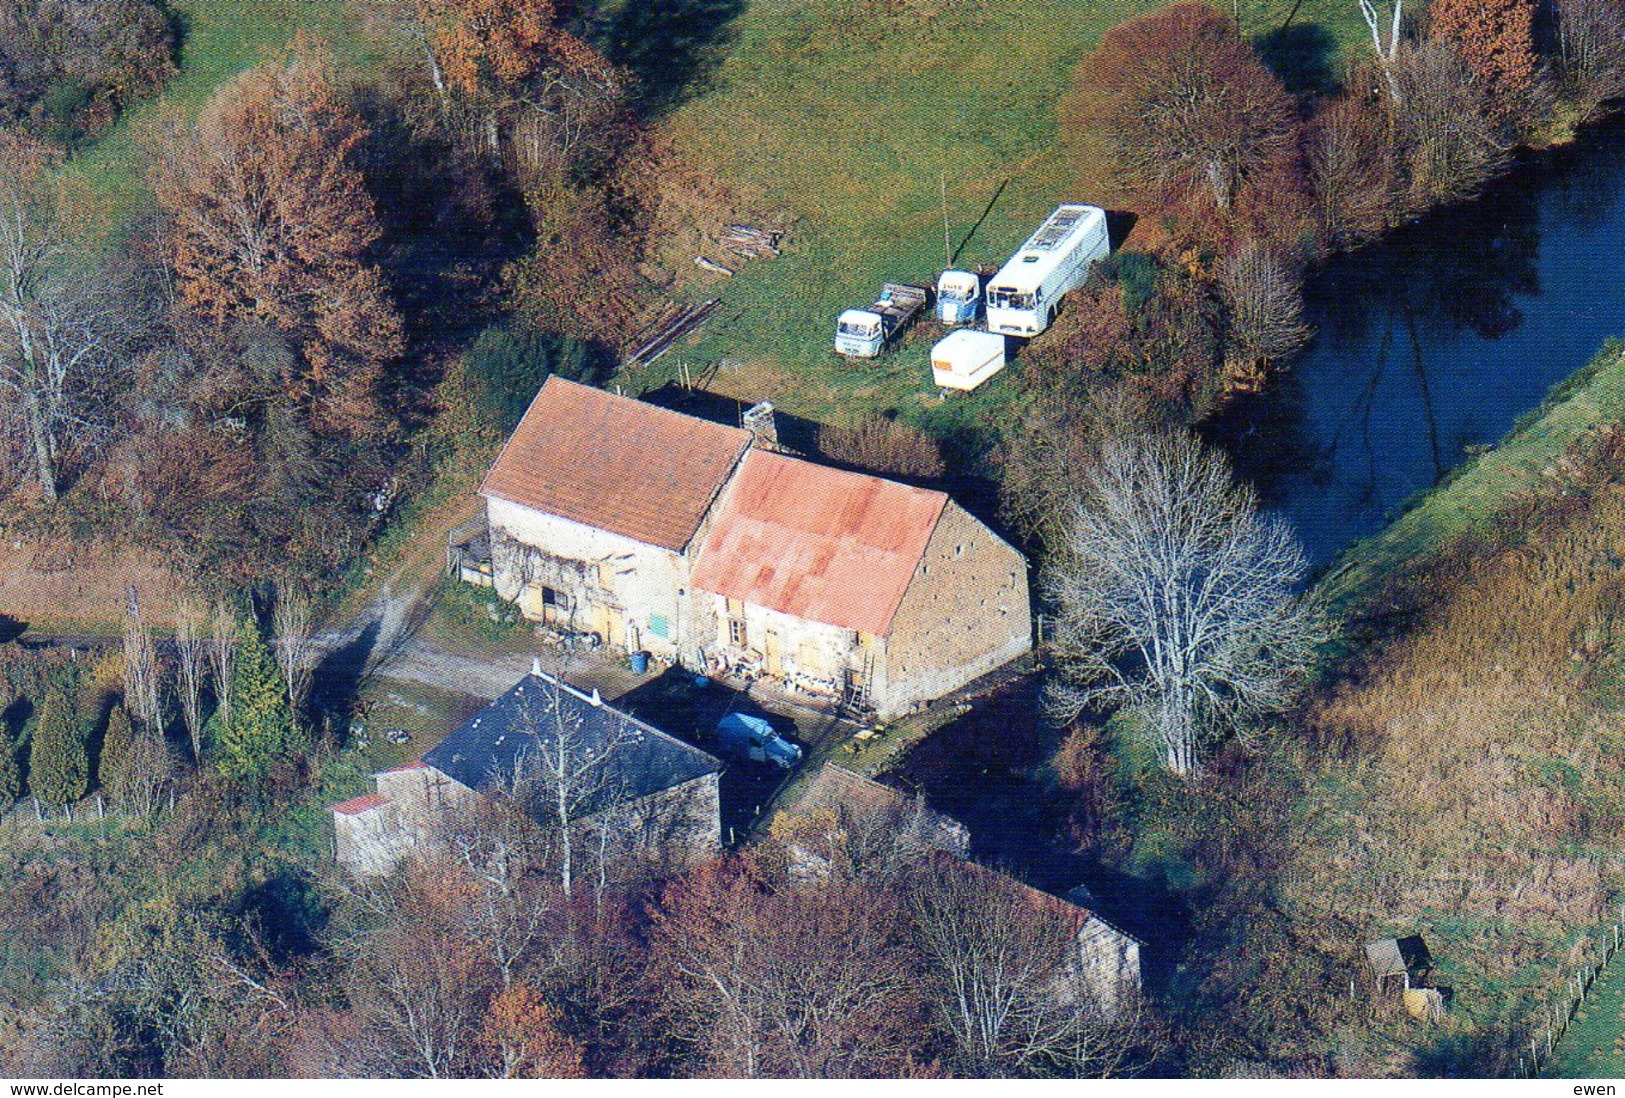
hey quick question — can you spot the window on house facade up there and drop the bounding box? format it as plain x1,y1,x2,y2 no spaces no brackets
728,617,747,647
649,612,670,639
541,586,562,608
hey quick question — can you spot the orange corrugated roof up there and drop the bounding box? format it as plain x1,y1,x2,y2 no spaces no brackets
479,377,751,552
690,450,947,636
330,792,391,816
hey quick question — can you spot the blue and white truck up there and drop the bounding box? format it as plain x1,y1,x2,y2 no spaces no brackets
985,204,1109,338
715,712,803,769
935,270,981,325
834,282,929,358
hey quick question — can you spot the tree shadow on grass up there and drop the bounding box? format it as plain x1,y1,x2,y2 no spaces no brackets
586,0,747,117
1253,23,1341,97
1410,1027,1499,1078
310,620,381,740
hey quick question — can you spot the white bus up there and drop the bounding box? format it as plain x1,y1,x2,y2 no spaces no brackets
985,204,1109,338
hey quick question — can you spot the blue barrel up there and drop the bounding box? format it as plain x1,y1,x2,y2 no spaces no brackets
630,650,650,674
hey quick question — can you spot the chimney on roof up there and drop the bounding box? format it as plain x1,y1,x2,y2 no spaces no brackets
531,656,543,677
741,401,778,450
590,688,602,706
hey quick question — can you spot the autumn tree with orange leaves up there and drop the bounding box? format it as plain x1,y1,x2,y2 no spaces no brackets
479,983,587,1078
1068,2,1309,251
1428,0,1539,107
366,0,625,182
153,39,404,438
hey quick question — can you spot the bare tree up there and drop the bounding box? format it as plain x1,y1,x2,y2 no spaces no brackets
0,134,149,502
1552,0,1625,121
174,600,208,764
1359,0,1405,101
1218,240,1313,370
908,859,1153,1077
1306,95,1399,249
1044,427,1326,776
208,602,239,730
108,731,177,817
122,597,162,734
507,678,629,901
271,582,316,719
436,792,558,991
1388,38,1513,214
649,858,925,1078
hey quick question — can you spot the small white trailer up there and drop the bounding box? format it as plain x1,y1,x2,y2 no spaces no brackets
985,204,1109,338
931,329,1006,392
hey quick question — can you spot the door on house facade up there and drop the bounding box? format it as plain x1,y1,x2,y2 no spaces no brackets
592,603,626,650
763,631,783,677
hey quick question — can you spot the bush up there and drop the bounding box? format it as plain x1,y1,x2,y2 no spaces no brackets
0,0,176,146
465,323,597,434
28,678,88,806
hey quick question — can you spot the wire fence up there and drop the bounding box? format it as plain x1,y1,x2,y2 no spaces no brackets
1521,904,1625,1078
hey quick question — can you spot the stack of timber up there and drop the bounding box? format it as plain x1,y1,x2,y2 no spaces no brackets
720,224,783,260
623,298,721,369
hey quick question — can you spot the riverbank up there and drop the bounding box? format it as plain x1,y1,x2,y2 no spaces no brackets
1320,337,1625,612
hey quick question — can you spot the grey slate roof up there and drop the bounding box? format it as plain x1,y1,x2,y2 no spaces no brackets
422,671,721,820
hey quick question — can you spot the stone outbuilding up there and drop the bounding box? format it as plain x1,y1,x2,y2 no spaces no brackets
949,856,1145,1020
689,449,1030,716
330,667,723,879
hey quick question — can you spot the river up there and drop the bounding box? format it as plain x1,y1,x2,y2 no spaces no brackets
1206,114,1625,566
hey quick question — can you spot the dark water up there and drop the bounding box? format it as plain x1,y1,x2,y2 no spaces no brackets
1207,115,1625,566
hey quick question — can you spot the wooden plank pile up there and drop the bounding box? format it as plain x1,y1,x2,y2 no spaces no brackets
719,224,783,260
623,298,721,369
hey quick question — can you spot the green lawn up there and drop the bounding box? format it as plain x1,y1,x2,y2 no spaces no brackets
641,0,1377,425
1545,940,1625,1077
65,0,376,219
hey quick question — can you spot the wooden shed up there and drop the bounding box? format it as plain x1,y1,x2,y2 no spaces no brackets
1364,934,1433,993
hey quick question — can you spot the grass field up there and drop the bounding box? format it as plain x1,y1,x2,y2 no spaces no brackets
64,0,376,218
642,0,1376,425
1547,940,1625,1078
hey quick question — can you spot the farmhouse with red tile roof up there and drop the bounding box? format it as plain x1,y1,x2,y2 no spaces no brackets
477,378,1030,717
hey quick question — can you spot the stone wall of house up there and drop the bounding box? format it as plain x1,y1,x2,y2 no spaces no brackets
589,772,723,882
874,501,1031,714
700,595,859,701
334,802,409,877
336,762,719,885
485,496,694,659
1070,917,1144,1019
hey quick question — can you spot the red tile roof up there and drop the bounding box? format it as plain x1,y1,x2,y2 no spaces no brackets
479,377,751,552
330,793,391,816
690,450,947,635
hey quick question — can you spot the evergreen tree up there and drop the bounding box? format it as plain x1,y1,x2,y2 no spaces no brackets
0,730,20,804
216,621,303,787
99,703,135,793
29,683,89,805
